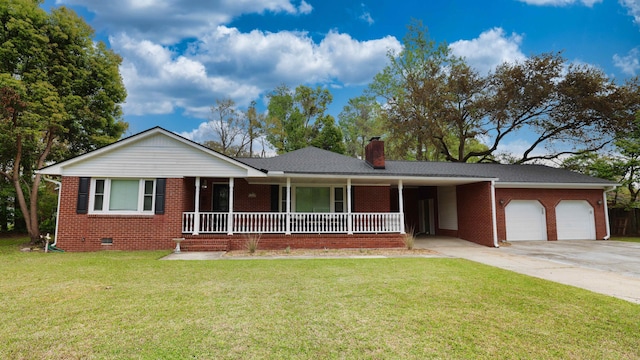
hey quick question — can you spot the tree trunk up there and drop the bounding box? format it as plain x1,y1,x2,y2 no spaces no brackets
12,176,39,243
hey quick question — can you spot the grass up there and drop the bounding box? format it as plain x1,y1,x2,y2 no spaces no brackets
1,237,639,359
611,236,640,243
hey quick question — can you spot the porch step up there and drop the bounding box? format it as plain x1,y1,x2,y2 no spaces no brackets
180,238,229,252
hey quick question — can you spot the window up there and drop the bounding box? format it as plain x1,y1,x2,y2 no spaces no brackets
280,186,288,212
94,180,105,211
279,186,345,213
334,188,344,213
296,187,330,212
90,179,155,213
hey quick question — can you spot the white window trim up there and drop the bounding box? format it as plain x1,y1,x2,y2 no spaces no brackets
89,178,156,215
280,185,345,213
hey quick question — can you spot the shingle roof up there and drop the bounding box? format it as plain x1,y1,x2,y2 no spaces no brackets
236,146,615,185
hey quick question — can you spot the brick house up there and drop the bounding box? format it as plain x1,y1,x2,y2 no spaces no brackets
38,127,616,252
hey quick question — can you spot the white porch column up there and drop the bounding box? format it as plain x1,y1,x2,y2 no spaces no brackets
286,177,291,235
398,180,405,234
193,177,200,235
603,188,613,240
490,180,499,248
227,177,234,235
347,178,353,234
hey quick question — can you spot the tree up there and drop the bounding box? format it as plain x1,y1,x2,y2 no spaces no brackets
563,112,640,233
204,99,266,157
311,115,346,154
245,100,265,157
368,21,636,163
478,54,632,164
265,84,343,153
338,96,385,158
0,1,127,242
613,113,640,208
205,98,250,156
368,20,448,161
432,61,492,162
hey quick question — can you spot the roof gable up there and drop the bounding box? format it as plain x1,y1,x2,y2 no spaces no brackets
38,127,266,178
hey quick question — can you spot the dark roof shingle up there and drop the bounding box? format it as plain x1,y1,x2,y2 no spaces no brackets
236,146,615,185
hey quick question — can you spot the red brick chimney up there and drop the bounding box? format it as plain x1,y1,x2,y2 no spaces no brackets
365,137,385,169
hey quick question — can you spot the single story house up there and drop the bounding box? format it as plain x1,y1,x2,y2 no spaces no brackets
38,127,616,252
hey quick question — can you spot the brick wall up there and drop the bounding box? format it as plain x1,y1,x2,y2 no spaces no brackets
495,188,607,241
182,178,272,212
233,179,272,212
227,233,404,250
457,182,495,247
56,176,184,251
56,177,404,251
354,186,390,212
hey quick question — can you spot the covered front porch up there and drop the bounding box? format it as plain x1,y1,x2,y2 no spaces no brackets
181,176,407,235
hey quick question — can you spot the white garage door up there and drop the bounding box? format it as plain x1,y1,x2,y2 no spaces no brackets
505,200,547,241
556,200,595,240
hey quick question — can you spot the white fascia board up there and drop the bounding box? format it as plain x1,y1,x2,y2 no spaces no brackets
495,182,619,189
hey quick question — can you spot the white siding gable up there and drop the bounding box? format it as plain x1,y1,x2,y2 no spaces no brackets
57,132,262,178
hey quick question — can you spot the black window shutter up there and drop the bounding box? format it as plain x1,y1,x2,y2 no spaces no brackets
270,185,279,212
76,177,90,214
351,186,356,212
155,178,166,214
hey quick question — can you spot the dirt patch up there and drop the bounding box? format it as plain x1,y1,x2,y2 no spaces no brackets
223,247,438,258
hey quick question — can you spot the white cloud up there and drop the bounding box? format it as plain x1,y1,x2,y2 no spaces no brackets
359,3,374,25
54,0,401,122
56,0,314,44
298,0,313,14
111,28,401,117
191,26,401,86
619,0,640,26
360,11,374,25
518,0,602,6
112,33,263,116
613,48,640,76
449,28,526,74
179,122,215,143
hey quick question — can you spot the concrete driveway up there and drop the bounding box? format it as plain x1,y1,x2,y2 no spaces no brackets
415,237,640,304
499,240,640,278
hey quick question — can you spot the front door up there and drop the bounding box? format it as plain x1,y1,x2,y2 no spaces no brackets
212,184,229,212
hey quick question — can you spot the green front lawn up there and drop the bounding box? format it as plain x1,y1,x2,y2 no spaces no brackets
1,238,638,359
611,236,640,243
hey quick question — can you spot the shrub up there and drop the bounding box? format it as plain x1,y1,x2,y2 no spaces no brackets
403,227,416,250
245,233,261,254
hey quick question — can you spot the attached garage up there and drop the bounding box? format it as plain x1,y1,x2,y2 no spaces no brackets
556,200,596,240
505,200,547,241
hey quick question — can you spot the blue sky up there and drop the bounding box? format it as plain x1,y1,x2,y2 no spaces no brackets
45,0,640,153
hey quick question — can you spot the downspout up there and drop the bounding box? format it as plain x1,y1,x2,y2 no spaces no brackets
42,176,62,248
490,180,499,248
603,186,616,240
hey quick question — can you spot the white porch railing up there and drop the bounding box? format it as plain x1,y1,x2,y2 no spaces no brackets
290,213,349,233
182,212,402,234
352,213,403,233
